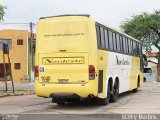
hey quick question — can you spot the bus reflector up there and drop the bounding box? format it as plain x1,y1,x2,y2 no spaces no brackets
35,66,39,79
89,65,95,80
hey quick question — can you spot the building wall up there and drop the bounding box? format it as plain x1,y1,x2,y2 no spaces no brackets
0,29,28,83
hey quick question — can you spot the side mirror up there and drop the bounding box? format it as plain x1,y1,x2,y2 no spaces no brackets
142,54,148,67
140,54,148,72
144,61,148,67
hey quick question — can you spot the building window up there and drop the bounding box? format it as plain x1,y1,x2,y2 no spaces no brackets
17,39,23,45
14,63,21,69
0,39,12,50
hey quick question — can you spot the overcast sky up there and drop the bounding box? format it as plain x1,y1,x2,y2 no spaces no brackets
0,0,160,31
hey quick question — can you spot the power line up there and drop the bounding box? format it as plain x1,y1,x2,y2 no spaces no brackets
0,23,37,25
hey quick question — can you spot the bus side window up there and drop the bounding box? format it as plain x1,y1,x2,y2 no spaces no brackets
112,32,117,51
133,41,136,55
130,40,133,55
128,39,132,55
119,35,124,53
104,29,109,49
116,34,120,52
96,25,101,49
125,38,129,54
136,42,140,55
134,42,138,56
122,36,126,54
108,30,113,51
100,27,106,49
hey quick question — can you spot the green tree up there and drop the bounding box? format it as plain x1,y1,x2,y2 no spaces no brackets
121,10,160,81
0,4,6,21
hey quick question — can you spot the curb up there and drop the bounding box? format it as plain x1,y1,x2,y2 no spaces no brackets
0,90,35,97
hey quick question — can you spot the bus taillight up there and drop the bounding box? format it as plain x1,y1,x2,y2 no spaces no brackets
89,65,95,80
35,66,39,79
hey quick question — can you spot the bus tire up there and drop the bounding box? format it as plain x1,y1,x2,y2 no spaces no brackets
56,102,65,105
110,81,119,102
132,88,138,93
96,83,111,105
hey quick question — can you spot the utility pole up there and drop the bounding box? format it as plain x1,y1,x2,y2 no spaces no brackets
2,43,15,92
29,22,34,82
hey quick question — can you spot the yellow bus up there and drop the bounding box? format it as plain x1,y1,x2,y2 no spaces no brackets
35,15,144,105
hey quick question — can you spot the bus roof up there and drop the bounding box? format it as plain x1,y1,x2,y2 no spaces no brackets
39,14,141,43
40,14,90,20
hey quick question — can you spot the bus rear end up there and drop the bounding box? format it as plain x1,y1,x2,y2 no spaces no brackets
35,15,98,103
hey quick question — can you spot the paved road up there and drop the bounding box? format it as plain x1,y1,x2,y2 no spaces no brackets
0,82,160,119
0,82,34,91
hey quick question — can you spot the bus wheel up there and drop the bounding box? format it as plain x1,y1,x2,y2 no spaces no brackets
110,81,119,102
132,88,137,93
52,98,65,105
56,102,65,105
95,83,111,105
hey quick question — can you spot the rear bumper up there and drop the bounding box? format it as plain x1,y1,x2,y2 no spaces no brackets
50,93,80,98
35,81,97,98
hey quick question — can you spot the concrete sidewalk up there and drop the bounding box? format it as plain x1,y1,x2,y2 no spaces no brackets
0,82,35,97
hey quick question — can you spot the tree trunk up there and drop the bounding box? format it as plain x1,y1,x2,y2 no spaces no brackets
157,52,160,82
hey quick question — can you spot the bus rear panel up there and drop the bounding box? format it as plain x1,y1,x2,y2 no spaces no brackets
35,15,99,101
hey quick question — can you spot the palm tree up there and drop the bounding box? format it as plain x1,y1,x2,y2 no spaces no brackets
0,4,6,21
